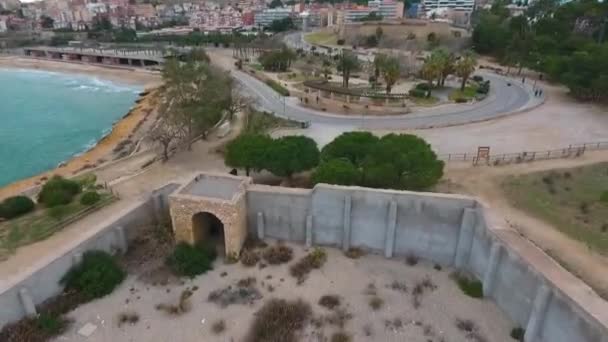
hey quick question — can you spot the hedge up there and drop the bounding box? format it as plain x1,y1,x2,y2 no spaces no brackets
415,83,432,91
38,176,81,207
0,196,35,219
60,250,126,300
265,79,290,96
80,191,101,206
409,88,427,98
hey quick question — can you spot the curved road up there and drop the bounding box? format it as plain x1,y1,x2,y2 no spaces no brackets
233,68,539,130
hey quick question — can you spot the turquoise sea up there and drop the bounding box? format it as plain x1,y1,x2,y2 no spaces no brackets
0,68,142,187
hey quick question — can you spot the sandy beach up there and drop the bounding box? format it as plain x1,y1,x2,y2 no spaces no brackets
0,56,162,200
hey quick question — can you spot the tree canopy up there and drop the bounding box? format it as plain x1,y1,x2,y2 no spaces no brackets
265,136,320,178
225,134,273,176
472,0,608,101
314,132,444,191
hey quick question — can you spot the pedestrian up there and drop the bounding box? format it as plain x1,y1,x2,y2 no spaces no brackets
534,90,538,97
316,96,319,104
540,89,543,96
522,77,526,84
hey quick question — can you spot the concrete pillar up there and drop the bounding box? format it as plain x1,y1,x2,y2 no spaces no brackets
257,212,265,240
482,241,502,297
454,208,476,268
305,215,313,247
18,288,36,317
346,95,350,103
152,193,163,224
384,201,397,258
114,226,127,253
524,284,552,342
342,196,352,251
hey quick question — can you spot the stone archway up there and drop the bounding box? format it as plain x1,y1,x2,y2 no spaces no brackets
192,212,226,255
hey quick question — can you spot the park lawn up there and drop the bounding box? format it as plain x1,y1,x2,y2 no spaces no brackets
449,85,478,101
244,109,301,133
0,192,115,261
305,31,338,45
501,163,608,255
410,95,440,106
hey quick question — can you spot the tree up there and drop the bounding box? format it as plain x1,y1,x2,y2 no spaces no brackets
338,51,360,88
225,134,273,176
421,52,442,92
159,59,232,150
362,134,444,190
265,136,320,179
455,51,477,91
321,131,379,165
40,15,54,29
372,54,386,89
150,117,183,161
260,46,296,72
380,56,400,94
268,17,294,32
269,0,284,8
312,159,361,186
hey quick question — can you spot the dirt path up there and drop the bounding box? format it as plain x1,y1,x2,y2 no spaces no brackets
445,151,608,299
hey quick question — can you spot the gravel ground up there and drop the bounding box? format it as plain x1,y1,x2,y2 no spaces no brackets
54,243,515,342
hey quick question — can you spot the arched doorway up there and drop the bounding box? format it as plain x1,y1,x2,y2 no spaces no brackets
192,212,225,256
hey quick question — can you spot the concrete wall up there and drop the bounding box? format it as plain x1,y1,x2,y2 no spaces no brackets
247,183,608,342
2,178,608,342
0,183,179,328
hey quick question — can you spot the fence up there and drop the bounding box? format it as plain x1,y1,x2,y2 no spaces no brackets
439,141,608,166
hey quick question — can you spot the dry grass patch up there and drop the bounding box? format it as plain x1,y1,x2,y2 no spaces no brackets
117,311,139,327
246,298,312,342
262,244,294,265
211,319,226,335
155,289,193,316
412,276,437,309
290,247,328,284
344,247,365,259
240,249,260,267
368,296,384,310
319,294,341,310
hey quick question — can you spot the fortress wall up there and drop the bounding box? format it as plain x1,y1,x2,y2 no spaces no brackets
0,183,179,328
246,182,608,342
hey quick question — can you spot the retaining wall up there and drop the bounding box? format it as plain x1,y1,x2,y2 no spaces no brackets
0,183,179,328
248,183,608,342
2,180,607,342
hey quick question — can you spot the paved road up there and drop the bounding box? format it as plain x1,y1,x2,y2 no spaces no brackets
233,67,539,131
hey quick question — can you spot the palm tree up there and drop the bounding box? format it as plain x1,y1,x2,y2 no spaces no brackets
339,51,360,89
421,53,442,94
373,54,387,89
455,51,477,91
381,56,401,94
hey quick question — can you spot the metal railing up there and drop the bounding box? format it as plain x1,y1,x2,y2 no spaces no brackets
439,141,608,166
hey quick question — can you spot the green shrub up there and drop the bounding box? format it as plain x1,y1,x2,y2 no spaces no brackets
409,88,427,98
0,196,35,219
36,313,68,335
166,242,216,278
454,273,483,298
600,191,608,203
48,205,71,220
60,251,126,300
510,327,525,341
265,79,290,96
80,191,101,206
312,159,361,186
415,83,432,91
75,173,97,190
455,97,468,103
38,176,81,207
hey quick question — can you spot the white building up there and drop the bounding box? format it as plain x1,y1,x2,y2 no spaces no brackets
254,8,291,27
422,0,475,12
368,0,404,19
